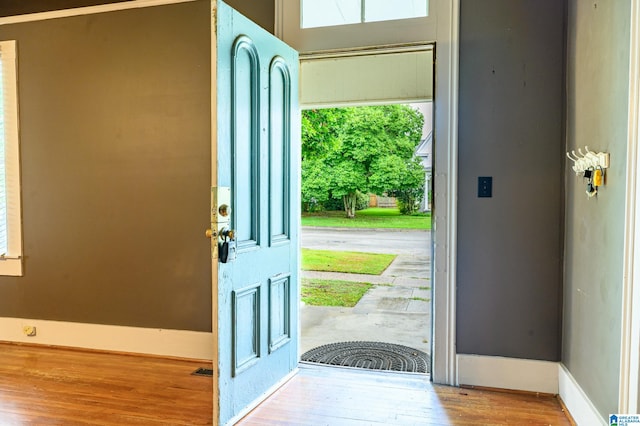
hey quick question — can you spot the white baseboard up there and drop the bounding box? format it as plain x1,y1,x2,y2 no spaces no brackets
456,354,559,394
0,317,213,361
558,364,606,426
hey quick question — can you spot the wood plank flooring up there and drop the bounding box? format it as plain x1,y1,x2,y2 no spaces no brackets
0,343,213,425
0,343,572,425
239,363,573,426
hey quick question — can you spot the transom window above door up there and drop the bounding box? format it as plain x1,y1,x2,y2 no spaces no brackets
301,0,429,29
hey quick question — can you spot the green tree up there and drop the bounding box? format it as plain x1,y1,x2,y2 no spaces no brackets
329,160,368,216
369,156,425,214
301,158,332,211
301,105,425,217
301,108,350,161
301,108,351,211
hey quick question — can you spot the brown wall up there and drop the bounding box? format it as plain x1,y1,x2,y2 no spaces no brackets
0,0,133,17
224,0,274,33
0,0,213,331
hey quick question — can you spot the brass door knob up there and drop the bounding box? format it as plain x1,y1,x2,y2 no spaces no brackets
205,229,217,239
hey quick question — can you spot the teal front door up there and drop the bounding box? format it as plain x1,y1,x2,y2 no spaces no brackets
214,2,300,424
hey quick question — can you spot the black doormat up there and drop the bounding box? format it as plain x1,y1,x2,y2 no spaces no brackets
301,341,430,373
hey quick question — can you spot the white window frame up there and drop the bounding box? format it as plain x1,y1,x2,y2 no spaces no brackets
0,40,23,276
276,0,437,53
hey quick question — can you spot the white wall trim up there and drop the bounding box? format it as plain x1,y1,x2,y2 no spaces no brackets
0,317,213,361
620,0,640,414
0,0,198,26
274,0,284,41
299,42,433,60
456,354,559,394
431,0,459,386
559,364,606,426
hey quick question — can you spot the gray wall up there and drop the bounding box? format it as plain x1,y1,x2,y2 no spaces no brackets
563,0,630,417
457,0,565,360
0,0,213,331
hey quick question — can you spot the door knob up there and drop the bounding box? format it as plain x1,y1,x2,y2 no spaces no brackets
205,229,217,239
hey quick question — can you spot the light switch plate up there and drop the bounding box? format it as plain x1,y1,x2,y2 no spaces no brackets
478,176,492,198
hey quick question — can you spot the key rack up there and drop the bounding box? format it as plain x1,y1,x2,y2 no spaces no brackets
566,146,610,199
566,146,610,175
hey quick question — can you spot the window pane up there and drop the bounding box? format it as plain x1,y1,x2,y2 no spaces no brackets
0,40,22,275
0,59,7,255
364,0,428,23
302,0,360,29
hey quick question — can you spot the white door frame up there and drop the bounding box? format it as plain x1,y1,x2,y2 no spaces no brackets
430,0,460,386
619,0,640,413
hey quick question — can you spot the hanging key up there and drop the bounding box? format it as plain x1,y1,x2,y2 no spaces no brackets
219,236,229,263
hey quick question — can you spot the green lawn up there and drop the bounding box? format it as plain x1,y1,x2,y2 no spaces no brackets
302,207,430,230
301,278,372,307
302,248,396,275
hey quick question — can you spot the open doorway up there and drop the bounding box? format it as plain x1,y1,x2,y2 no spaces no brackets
276,0,460,387
298,101,433,374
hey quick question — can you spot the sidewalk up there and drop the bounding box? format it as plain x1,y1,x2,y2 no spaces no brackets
300,253,432,355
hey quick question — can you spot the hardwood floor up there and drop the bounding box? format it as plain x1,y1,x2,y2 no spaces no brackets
0,343,213,425
239,363,573,426
0,343,572,425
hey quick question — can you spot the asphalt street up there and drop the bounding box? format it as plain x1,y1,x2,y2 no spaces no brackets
300,227,431,256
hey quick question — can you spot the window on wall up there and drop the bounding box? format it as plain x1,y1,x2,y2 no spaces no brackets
0,40,23,276
301,0,429,29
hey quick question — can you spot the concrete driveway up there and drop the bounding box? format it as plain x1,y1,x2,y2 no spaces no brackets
300,227,432,356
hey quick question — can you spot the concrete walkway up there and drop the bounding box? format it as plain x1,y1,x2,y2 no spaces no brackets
301,228,432,355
